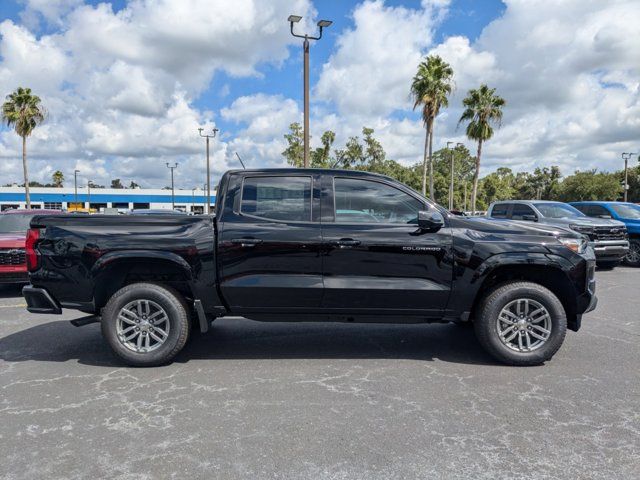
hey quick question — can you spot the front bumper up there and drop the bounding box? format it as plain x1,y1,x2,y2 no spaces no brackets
22,286,62,314
591,240,629,260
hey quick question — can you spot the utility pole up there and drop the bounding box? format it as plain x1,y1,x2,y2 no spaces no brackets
288,15,332,168
446,142,464,210
198,128,218,214
166,163,178,210
87,180,92,211
622,152,636,202
74,169,80,206
463,182,467,213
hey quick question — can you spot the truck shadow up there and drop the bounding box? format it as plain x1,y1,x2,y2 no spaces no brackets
0,284,25,299
0,318,498,367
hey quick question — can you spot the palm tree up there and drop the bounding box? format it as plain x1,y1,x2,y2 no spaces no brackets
458,84,505,214
52,170,64,188
2,87,46,208
410,55,454,199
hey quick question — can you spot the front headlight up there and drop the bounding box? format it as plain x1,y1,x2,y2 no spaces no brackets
569,224,593,234
558,237,588,254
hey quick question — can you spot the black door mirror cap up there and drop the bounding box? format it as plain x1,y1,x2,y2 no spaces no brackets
521,214,538,222
418,210,445,231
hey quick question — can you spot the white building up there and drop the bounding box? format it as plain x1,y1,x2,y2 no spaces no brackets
0,186,216,213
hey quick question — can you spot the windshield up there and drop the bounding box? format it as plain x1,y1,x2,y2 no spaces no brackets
610,204,640,219
533,202,585,219
0,214,32,233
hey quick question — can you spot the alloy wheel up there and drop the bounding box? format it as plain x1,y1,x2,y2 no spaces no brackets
496,298,551,352
116,299,170,353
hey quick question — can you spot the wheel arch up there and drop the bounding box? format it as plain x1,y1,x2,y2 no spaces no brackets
91,251,195,310
468,255,580,331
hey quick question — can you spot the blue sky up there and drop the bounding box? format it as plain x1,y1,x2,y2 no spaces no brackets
0,0,637,189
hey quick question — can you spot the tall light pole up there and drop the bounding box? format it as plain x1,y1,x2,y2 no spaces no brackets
622,152,636,202
74,169,80,206
446,142,464,210
87,180,92,211
288,15,332,168
199,127,218,214
166,162,178,210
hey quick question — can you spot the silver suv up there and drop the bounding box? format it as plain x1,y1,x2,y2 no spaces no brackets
487,200,629,267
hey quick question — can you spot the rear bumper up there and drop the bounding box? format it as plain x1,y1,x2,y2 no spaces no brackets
22,286,62,314
0,271,29,284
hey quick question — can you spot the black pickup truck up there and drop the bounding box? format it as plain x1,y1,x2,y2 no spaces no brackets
23,169,597,366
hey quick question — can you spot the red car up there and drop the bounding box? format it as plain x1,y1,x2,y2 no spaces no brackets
0,209,63,284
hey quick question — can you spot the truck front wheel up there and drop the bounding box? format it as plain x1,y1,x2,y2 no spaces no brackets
624,239,640,267
475,282,567,366
102,283,190,367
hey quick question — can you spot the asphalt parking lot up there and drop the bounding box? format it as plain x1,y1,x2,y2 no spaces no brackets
0,269,638,480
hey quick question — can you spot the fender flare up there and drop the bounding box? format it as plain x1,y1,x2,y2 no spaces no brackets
90,250,194,280
470,252,575,287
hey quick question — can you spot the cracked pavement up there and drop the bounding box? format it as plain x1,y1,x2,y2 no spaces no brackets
1,268,639,479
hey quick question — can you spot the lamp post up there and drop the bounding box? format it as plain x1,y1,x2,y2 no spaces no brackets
288,15,332,168
87,180,92,211
198,128,219,214
74,169,80,206
446,142,464,210
166,162,178,210
622,152,636,202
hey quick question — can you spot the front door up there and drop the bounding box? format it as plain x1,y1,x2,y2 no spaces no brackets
321,175,453,317
217,173,323,313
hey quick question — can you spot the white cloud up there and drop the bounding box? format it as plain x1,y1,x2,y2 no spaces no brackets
0,0,314,187
2,0,639,189
316,0,449,117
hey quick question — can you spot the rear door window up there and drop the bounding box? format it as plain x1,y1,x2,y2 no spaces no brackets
240,176,312,222
511,204,536,220
490,203,510,218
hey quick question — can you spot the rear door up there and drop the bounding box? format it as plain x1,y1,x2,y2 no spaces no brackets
217,173,323,313
320,174,453,316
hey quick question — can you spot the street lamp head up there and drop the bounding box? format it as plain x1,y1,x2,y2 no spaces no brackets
317,19,332,28
288,15,302,23
198,127,203,134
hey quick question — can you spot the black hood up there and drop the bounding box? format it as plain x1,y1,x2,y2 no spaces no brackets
449,216,580,239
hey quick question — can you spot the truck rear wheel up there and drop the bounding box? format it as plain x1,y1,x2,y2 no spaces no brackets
102,283,190,367
475,282,567,366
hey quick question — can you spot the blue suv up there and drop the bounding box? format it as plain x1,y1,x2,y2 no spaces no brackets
570,202,640,267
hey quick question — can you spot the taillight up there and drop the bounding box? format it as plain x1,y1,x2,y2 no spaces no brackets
25,228,41,272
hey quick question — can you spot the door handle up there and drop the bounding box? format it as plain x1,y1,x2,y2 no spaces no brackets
334,238,361,247
230,238,263,247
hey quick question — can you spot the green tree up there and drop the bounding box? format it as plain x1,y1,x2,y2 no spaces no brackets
458,84,506,214
310,130,336,168
129,181,140,189
479,167,516,205
282,122,305,167
2,87,46,208
410,55,454,199
431,144,476,209
111,178,124,189
557,170,621,201
52,170,64,188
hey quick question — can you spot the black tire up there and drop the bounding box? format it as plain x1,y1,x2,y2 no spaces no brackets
474,282,567,366
624,239,640,267
596,260,620,270
102,283,190,367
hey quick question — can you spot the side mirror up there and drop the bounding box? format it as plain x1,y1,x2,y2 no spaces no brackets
521,214,538,222
598,214,612,219
418,210,444,231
